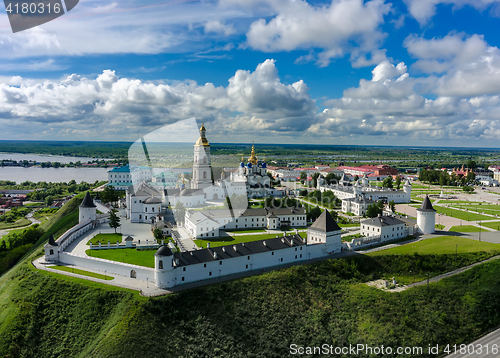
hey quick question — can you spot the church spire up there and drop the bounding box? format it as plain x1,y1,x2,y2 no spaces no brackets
248,141,258,165
195,121,210,147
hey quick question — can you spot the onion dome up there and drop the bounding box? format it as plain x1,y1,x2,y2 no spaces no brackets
195,121,210,147
156,245,173,257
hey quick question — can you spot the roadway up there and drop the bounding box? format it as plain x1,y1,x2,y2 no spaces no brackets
443,327,500,357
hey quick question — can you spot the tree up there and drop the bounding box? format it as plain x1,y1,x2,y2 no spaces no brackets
0,240,6,252
312,173,320,188
467,160,477,170
299,189,308,196
382,177,393,189
395,176,401,190
325,173,339,185
366,201,384,218
299,171,307,184
45,195,54,207
108,210,121,233
439,171,450,186
329,210,339,221
308,206,322,221
466,171,476,184
389,200,396,213
101,186,119,203
153,228,164,243
463,185,474,193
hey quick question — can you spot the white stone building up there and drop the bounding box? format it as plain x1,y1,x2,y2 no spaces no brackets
125,182,164,223
154,210,341,289
341,194,375,216
184,207,307,239
107,165,153,191
360,215,411,241
319,176,412,204
416,195,436,234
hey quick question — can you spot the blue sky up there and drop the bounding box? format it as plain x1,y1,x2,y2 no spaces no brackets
1,0,500,147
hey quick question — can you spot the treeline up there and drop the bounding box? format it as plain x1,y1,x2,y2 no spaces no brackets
0,225,45,275
0,140,130,158
0,194,81,277
0,207,30,223
300,189,341,209
419,168,476,186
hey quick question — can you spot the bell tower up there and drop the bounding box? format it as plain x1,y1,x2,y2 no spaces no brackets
192,121,213,189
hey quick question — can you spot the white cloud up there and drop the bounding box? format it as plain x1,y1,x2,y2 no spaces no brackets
404,0,500,24
204,20,236,36
245,0,391,67
371,60,407,82
0,60,316,140
405,33,500,97
315,58,500,145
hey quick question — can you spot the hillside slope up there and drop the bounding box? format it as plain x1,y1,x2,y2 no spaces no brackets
1,199,500,357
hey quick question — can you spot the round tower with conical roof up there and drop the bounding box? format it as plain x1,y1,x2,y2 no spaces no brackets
79,191,97,224
417,195,436,234
403,179,412,201
155,245,175,288
44,234,59,261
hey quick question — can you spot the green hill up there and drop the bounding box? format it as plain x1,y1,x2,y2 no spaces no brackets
2,198,500,357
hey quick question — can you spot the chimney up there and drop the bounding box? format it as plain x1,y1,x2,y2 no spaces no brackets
207,242,211,248
263,241,267,246
233,245,237,251
222,247,226,252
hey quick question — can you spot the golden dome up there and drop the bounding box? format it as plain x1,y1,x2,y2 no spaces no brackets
248,143,258,165
195,121,210,147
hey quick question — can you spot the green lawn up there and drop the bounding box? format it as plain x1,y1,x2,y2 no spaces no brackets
226,229,267,234
439,200,481,204
48,265,114,280
435,224,445,230
434,206,493,221
449,225,488,232
338,223,360,227
452,204,500,216
368,236,500,256
0,217,31,230
480,221,500,231
85,248,155,268
87,233,123,245
195,232,307,249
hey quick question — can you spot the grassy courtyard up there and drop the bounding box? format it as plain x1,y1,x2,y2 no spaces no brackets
86,248,155,268
368,236,500,256
87,233,123,245
480,221,500,231
195,232,308,249
434,205,493,221
48,265,114,280
449,225,488,232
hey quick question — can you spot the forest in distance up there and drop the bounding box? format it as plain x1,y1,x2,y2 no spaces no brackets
1,140,500,169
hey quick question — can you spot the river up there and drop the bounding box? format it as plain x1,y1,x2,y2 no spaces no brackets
0,167,109,184
0,152,112,164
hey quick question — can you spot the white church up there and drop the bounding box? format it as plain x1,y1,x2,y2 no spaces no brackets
43,190,436,290
124,122,272,223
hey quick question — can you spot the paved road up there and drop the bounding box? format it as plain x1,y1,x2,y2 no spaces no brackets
444,328,500,357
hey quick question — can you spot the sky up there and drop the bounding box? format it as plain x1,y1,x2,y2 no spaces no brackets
1,0,500,147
